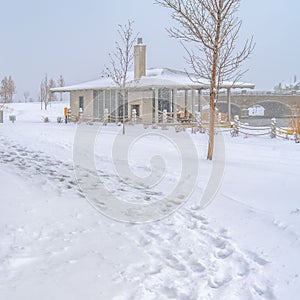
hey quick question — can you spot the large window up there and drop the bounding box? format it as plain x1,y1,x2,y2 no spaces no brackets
93,90,126,122
158,88,171,112
93,90,104,120
117,92,129,121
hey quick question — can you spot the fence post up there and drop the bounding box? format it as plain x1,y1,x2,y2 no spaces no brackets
271,118,276,138
104,108,108,125
132,108,137,125
218,112,222,124
232,115,239,137
162,109,168,130
195,111,205,133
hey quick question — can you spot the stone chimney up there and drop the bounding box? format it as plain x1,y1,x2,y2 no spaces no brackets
134,38,146,80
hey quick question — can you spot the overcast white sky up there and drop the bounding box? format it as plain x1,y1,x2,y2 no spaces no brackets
0,0,299,100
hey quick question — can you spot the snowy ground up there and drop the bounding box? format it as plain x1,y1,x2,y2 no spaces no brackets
0,102,300,300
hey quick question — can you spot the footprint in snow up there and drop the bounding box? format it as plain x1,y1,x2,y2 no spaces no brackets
214,245,234,259
245,250,270,266
208,273,232,289
124,211,275,299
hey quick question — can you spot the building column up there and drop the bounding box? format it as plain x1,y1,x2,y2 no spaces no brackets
172,89,177,122
227,88,231,122
191,89,195,121
115,90,119,123
184,90,188,118
154,88,159,123
198,88,202,115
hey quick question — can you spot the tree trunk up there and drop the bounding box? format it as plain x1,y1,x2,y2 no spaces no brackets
122,89,126,135
207,0,222,160
207,89,215,160
40,86,43,110
207,49,218,160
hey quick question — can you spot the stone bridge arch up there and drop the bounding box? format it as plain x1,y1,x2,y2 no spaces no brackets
216,101,241,117
251,100,292,118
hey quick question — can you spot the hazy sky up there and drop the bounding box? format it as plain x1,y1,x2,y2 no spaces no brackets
1,0,299,100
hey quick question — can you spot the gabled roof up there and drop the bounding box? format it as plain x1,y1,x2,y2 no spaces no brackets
51,68,255,92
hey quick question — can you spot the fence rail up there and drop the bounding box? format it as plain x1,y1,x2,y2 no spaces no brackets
230,116,299,143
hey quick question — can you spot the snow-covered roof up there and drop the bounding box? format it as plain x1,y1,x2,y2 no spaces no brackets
51,68,255,92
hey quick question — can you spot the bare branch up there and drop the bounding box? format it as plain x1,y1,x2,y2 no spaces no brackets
155,0,255,160
104,20,139,88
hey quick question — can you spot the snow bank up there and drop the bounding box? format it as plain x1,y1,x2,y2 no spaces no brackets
0,102,299,299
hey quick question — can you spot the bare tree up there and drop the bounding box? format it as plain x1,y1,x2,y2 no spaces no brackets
1,76,16,105
155,0,254,160
48,78,57,106
7,76,16,103
57,75,65,101
40,74,49,110
23,91,30,103
104,20,138,134
0,78,9,109
40,74,56,110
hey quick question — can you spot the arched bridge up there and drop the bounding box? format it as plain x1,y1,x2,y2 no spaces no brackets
215,91,300,118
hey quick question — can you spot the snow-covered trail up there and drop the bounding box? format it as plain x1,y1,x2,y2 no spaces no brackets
0,125,275,300
118,206,276,300
0,134,79,195
0,131,141,300
0,102,300,299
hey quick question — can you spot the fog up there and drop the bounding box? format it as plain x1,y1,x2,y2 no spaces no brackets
0,0,299,100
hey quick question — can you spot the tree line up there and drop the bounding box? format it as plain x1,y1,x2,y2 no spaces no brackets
0,74,65,110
